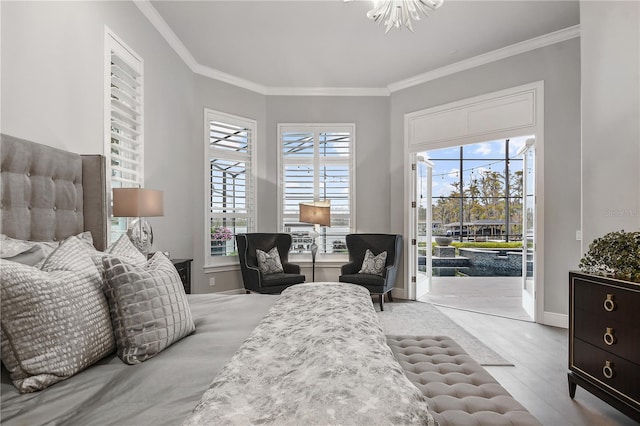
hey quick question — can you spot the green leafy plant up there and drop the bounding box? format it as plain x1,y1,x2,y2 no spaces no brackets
579,230,640,283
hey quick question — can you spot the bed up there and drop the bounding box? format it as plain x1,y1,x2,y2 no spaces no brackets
0,134,436,425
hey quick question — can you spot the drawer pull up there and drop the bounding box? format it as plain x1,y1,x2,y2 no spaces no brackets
603,327,616,346
603,294,616,312
602,361,615,379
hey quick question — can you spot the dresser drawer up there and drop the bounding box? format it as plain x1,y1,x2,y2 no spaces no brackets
574,308,640,364
573,277,640,322
572,338,640,404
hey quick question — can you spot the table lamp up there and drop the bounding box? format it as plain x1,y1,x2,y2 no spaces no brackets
112,188,164,255
299,200,331,281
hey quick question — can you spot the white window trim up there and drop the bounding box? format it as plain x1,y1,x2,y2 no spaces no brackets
104,26,144,245
277,123,356,262
204,108,258,268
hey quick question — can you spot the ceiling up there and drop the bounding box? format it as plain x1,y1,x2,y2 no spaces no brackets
149,0,580,91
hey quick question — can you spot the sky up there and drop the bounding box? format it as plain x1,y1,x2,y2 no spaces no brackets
420,135,534,198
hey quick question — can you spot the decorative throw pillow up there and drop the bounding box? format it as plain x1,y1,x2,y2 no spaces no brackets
256,247,284,275
358,249,388,276
91,234,147,278
105,234,147,263
0,236,115,393
102,252,195,364
0,232,95,267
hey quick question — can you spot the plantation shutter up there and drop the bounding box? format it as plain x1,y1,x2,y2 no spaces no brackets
106,31,143,241
207,112,256,259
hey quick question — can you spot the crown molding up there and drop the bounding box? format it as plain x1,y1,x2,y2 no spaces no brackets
192,63,269,94
133,1,199,70
136,1,579,98
264,87,390,97
388,24,580,93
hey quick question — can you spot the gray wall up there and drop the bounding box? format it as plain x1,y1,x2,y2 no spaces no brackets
1,0,197,261
191,75,267,293
265,96,391,233
390,39,582,317
8,1,627,321
580,1,640,247
261,96,391,285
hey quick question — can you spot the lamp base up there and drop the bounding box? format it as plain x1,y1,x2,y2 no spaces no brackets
310,240,318,282
127,217,153,255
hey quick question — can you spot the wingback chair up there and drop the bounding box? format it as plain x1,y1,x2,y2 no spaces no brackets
236,233,305,294
338,233,402,311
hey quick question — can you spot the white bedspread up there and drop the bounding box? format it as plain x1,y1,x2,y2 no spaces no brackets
184,283,436,425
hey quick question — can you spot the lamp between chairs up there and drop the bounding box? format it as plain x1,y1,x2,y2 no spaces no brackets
299,200,331,282
112,188,164,255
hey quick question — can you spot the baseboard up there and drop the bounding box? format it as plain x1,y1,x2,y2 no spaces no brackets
543,311,568,328
391,287,406,300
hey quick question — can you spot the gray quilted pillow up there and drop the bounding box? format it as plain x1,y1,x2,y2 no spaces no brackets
91,234,147,278
102,252,195,364
256,247,284,275
106,234,147,262
358,249,387,276
0,236,115,393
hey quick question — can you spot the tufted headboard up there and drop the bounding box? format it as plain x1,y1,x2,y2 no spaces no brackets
0,134,108,250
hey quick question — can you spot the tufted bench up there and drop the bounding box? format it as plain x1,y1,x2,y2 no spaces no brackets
387,335,541,426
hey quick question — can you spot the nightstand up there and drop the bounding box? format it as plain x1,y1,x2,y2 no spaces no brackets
171,259,193,294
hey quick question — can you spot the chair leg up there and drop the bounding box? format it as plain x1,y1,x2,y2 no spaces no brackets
387,291,393,302
380,294,384,311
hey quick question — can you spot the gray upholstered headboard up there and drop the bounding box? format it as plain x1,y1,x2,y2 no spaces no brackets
0,134,108,250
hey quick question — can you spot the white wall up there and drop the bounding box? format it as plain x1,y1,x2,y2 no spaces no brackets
580,1,640,247
1,0,197,260
390,39,582,317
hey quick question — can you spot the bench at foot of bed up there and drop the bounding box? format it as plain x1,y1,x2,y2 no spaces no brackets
387,335,542,426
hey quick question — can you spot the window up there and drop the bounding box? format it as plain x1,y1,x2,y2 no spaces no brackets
278,124,355,256
105,29,144,243
205,109,257,264
428,137,531,242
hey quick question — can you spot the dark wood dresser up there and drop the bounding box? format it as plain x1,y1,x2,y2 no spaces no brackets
568,271,640,422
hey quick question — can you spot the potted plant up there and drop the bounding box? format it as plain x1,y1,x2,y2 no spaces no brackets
211,226,234,256
433,225,453,246
579,230,640,283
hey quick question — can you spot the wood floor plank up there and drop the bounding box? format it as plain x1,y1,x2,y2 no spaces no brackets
433,305,638,425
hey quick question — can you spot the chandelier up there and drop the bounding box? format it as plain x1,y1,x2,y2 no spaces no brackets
367,0,444,33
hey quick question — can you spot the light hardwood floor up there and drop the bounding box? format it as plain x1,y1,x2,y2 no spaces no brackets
434,305,638,426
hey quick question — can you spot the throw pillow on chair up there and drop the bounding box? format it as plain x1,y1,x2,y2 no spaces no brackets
256,247,284,275
359,249,387,276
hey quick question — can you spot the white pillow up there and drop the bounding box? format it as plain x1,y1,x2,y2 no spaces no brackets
0,232,95,267
256,247,284,275
358,249,388,276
